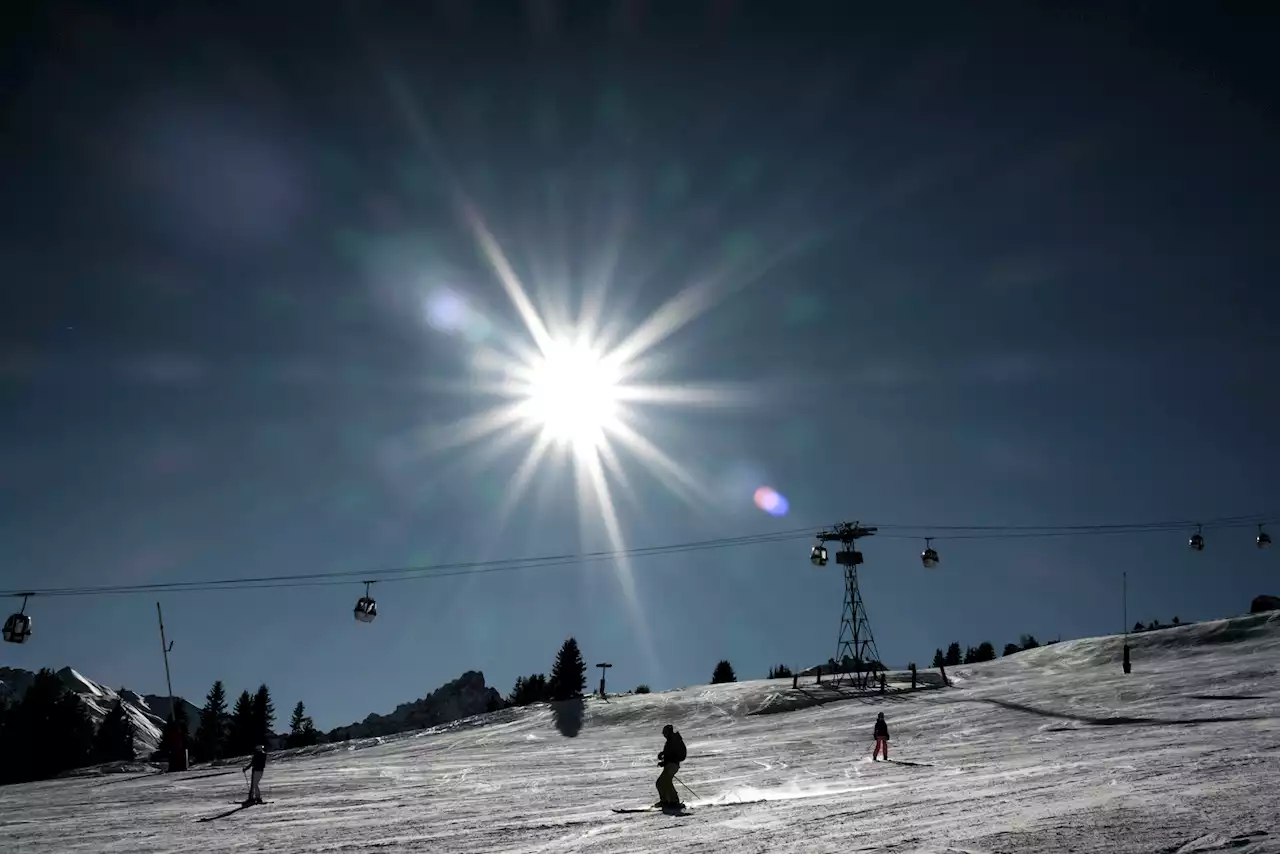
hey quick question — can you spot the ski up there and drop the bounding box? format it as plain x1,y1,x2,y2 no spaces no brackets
613,806,692,815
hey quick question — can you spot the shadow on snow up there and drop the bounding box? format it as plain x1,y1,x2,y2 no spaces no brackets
978,698,1276,728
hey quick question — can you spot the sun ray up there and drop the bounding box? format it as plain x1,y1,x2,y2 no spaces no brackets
613,382,755,406
607,278,720,369
581,448,661,679
460,202,555,356
493,430,556,533
608,418,710,506
422,402,531,454
594,435,638,517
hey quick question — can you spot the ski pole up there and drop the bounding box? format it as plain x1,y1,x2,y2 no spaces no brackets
678,778,702,802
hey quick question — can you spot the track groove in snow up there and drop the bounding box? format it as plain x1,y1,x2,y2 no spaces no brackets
2,612,1278,852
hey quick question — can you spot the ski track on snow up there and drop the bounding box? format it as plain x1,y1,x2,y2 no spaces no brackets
2,613,1280,852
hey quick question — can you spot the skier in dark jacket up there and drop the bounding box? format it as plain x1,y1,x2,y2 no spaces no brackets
655,724,687,808
243,745,267,804
872,712,890,761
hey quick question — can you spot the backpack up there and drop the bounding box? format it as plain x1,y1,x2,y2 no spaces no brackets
667,732,687,763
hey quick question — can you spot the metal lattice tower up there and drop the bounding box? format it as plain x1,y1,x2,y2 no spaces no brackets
816,522,882,689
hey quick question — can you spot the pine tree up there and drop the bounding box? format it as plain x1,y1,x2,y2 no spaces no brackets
290,701,307,734
155,698,191,764
195,680,228,762
172,700,191,740
252,685,275,745
527,674,548,703
0,695,10,783
548,637,587,701
9,669,61,781
93,699,136,764
51,687,95,777
975,642,996,662
1019,634,1040,650
711,660,736,684
944,642,962,666
508,674,550,706
288,701,318,748
1002,643,1021,657
229,690,255,757
932,648,945,668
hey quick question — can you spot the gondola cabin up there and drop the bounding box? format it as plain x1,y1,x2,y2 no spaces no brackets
3,612,32,644
921,547,940,569
354,596,378,623
1189,532,1205,551
1258,527,1272,549
809,545,828,566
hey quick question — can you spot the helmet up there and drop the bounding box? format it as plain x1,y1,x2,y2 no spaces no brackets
662,724,674,736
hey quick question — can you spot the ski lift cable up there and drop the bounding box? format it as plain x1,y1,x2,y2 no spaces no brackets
3,513,1274,600
2,527,816,598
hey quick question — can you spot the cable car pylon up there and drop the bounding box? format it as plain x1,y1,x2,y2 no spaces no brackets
811,522,881,690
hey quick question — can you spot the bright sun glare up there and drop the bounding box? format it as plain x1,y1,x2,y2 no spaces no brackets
418,197,755,536
521,339,622,455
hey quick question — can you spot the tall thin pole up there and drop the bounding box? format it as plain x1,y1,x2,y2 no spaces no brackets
156,601,188,770
157,601,175,707
1123,571,1127,635
1122,572,1132,675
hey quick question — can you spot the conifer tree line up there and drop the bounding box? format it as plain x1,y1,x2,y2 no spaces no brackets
191,680,321,761
931,634,1052,668
0,668,133,784
506,637,588,706
1131,616,1182,633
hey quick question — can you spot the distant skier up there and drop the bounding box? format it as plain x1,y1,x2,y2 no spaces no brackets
872,712,890,761
655,724,687,808
243,745,267,805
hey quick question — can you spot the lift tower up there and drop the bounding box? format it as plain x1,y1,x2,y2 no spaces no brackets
813,522,881,689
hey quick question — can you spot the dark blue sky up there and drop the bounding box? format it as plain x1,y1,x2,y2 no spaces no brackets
2,1,1277,729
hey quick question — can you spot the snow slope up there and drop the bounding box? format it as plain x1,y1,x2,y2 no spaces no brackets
2,611,1278,853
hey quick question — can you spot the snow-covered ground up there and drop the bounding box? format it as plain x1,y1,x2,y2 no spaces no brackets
3,611,1278,853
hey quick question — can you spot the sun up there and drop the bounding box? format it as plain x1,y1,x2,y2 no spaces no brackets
417,198,751,533
520,338,622,455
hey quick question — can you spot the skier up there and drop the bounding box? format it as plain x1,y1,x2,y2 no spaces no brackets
872,712,890,761
655,724,686,808
243,745,267,805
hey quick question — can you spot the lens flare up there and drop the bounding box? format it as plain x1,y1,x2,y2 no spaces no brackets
753,486,789,517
